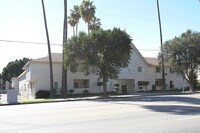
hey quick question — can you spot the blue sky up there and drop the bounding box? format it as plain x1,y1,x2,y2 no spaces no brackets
0,0,200,72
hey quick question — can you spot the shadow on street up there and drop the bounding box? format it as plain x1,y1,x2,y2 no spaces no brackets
94,94,200,115
143,105,200,115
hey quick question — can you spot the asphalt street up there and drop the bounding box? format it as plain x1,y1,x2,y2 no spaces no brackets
1,93,200,133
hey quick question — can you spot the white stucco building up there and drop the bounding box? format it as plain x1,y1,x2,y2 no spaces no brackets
12,44,187,99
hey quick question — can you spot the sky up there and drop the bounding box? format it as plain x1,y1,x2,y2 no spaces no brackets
0,0,200,73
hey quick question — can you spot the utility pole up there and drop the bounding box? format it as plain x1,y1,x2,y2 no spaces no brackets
41,0,54,97
156,0,165,90
61,0,68,97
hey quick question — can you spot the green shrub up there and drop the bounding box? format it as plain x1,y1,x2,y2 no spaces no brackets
97,82,103,86
68,89,74,94
83,89,89,94
114,84,119,87
36,90,50,98
184,87,190,91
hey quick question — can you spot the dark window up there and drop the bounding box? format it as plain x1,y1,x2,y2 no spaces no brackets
138,81,143,86
54,82,58,90
156,67,161,73
74,79,89,89
170,80,174,88
138,67,142,72
155,79,162,86
170,68,174,73
74,82,79,88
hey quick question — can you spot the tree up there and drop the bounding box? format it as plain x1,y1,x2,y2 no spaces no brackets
64,28,132,97
1,58,29,82
68,16,76,36
61,0,68,98
161,30,200,92
89,16,101,32
80,0,96,34
69,5,81,37
41,0,54,97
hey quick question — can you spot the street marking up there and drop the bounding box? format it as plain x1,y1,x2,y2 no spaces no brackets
176,116,200,121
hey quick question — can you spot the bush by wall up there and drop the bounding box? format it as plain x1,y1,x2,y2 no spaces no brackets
36,90,50,98
83,89,89,94
68,89,74,94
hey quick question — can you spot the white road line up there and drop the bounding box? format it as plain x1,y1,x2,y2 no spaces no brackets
176,116,200,121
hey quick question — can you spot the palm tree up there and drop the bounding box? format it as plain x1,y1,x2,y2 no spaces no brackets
41,0,54,97
68,16,76,36
70,5,81,37
156,0,165,90
89,16,101,32
61,0,68,98
80,0,96,34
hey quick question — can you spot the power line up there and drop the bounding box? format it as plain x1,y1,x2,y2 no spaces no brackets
0,39,160,52
0,39,62,46
138,49,160,52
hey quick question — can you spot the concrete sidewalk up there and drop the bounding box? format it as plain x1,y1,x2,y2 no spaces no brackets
1,91,197,106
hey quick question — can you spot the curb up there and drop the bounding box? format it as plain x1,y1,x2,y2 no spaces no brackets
0,91,198,106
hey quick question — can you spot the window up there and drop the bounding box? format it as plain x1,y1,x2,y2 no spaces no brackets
139,87,143,90
54,82,59,94
138,67,142,72
54,82,58,90
138,81,142,86
170,80,174,88
74,82,79,88
170,68,174,73
156,67,161,73
74,79,89,88
138,81,149,86
155,79,162,86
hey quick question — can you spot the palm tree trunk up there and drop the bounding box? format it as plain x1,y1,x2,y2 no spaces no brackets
88,23,90,35
41,0,54,97
73,26,75,37
76,24,78,37
61,0,68,98
156,0,165,90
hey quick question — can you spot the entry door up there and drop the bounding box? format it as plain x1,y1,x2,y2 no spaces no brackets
127,79,135,93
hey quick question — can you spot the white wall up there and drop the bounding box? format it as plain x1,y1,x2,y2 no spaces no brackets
17,47,188,99
30,62,62,94
118,50,186,91
18,77,29,99
11,77,19,89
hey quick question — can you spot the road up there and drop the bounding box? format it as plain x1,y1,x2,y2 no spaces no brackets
1,93,200,133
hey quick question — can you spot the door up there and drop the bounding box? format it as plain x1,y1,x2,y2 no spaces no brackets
117,79,135,93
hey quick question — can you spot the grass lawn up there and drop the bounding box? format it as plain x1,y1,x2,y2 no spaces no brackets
19,99,55,104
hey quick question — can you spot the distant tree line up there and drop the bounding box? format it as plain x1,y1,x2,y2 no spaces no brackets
1,58,29,82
